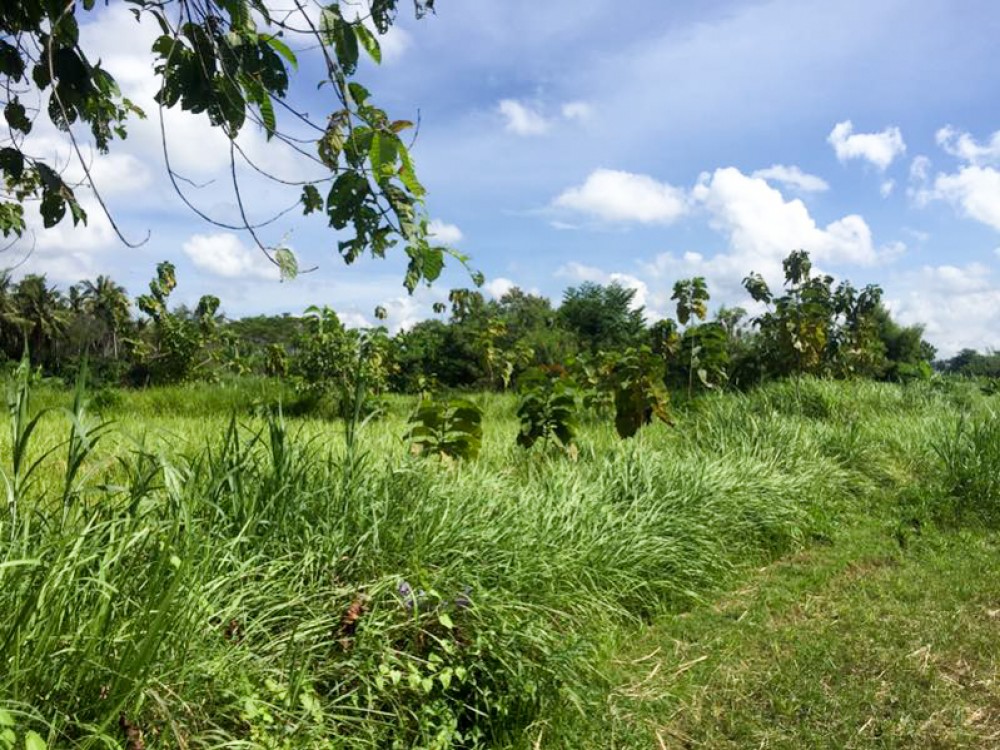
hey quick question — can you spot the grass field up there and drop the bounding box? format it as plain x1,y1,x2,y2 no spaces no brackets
0,374,998,748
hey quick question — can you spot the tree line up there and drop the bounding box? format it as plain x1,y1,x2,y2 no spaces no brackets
1,250,951,401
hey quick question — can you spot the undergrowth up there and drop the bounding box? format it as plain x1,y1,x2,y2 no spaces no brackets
0,372,995,748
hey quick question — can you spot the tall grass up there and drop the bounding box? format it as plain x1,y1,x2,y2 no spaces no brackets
0,373,993,748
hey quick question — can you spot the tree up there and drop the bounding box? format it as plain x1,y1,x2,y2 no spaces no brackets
133,261,218,384
744,250,835,382
558,282,646,354
0,270,22,360
671,277,727,396
80,274,130,359
12,273,67,367
0,1,469,291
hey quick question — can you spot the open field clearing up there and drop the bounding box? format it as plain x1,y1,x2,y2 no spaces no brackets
1,375,998,748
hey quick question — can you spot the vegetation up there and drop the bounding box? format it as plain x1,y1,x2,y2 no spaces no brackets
1,351,999,748
1,1,462,289
0,250,939,402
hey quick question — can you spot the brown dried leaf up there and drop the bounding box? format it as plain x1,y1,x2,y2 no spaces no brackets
119,713,145,750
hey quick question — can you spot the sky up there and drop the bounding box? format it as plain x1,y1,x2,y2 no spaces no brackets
7,0,1000,357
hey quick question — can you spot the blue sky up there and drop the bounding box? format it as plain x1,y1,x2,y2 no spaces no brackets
8,0,1000,355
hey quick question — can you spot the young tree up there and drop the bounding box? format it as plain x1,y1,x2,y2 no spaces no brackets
671,277,728,396
558,282,646,354
1,1,465,290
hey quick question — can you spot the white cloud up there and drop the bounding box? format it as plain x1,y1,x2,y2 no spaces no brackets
889,263,1000,357
561,101,594,121
910,155,932,183
182,233,280,280
497,99,551,136
936,126,1000,166
921,166,1000,231
338,311,373,329
880,179,895,197
692,167,885,270
553,168,688,224
555,261,607,283
427,219,464,244
913,128,1000,232
828,120,906,170
483,276,516,299
751,164,829,193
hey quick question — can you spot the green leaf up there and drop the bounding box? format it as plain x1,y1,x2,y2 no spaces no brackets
369,132,398,179
263,35,298,69
301,184,322,214
24,731,47,750
259,95,276,139
347,82,371,106
354,23,382,64
4,99,31,134
0,147,24,180
438,611,454,629
275,248,298,280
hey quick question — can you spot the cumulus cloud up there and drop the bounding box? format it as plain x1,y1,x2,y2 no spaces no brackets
498,99,551,136
889,263,1000,357
914,127,1000,232
498,99,595,135
553,168,688,224
918,166,1000,231
936,126,1000,166
427,219,464,244
483,276,516,299
692,167,885,269
828,120,906,170
751,164,829,193
880,179,895,198
182,233,280,280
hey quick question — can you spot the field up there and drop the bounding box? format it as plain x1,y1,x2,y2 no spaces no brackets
1,374,999,748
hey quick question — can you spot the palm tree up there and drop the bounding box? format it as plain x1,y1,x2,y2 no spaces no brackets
13,274,68,367
0,270,25,360
81,274,131,359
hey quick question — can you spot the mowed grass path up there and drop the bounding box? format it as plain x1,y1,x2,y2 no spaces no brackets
551,519,1000,749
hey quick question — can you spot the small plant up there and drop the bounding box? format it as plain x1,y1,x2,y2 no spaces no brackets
406,397,483,460
0,709,46,750
515,369,578,451
604,347,671,439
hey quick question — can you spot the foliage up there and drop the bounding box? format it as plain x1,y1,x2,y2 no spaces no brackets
0,709,46,750
131,261,220,384
933,414,1000,526
406,396,483,460
671,277,730,396
743,249,895,384
0,368,997,747
515,368,579,451
0,251,941,401
603,346,671,439
558,282,646,354
0,0,459,290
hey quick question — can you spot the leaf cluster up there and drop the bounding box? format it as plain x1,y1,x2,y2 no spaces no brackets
406,397,483,461
515,368,578,451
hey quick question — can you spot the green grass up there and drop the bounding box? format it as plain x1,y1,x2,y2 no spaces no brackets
0,374,997,748
555,523,1000,749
